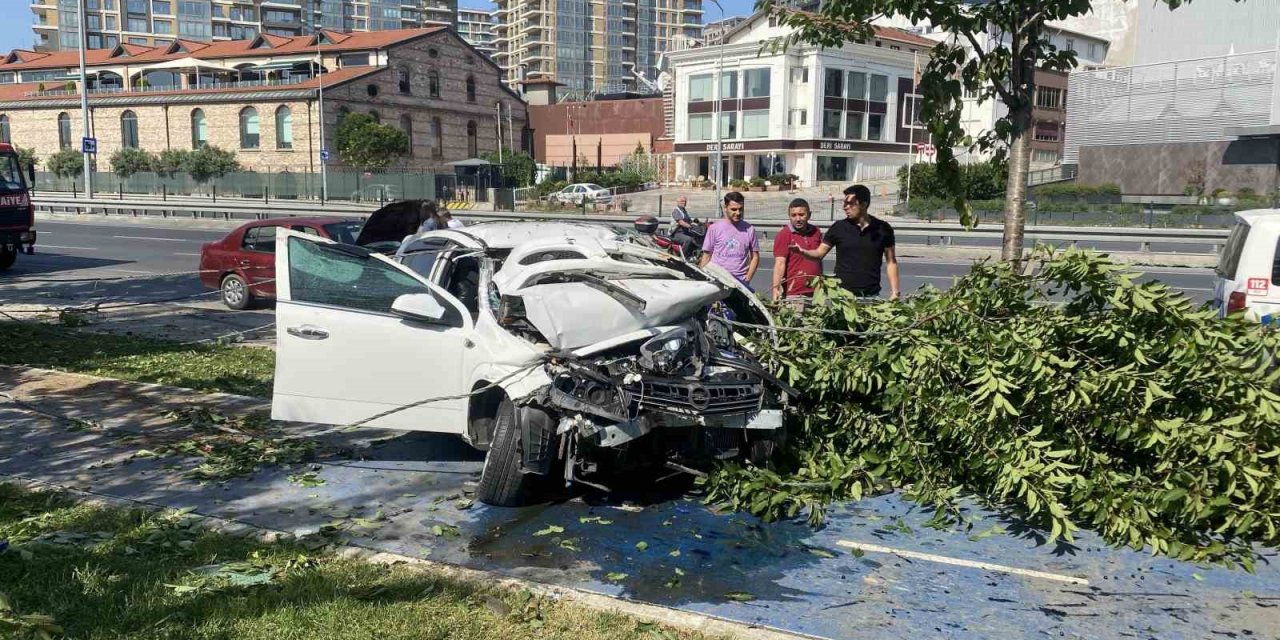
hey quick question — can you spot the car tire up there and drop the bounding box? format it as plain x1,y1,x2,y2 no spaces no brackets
476,396,547,507
220,273,253,310
0,248,15,271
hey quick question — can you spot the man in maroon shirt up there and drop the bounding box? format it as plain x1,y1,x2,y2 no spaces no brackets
771,198,824,301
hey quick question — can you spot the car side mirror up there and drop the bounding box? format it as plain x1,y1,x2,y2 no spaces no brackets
392,293,447,323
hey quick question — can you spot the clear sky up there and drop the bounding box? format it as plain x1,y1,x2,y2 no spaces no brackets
0,1,758,53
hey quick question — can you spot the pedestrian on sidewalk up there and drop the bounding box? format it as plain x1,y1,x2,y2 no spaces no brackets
699,191,759,288
791,184,900,299
440,209,466,229
670,195,700,258
771,198,823,302
416,200,445,233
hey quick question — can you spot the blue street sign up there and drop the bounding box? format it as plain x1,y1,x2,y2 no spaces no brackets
81,137,97,154
320,149,330,161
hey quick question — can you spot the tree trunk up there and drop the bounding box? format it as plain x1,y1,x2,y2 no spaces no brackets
1001,106,1033,262
1001,18,1040,264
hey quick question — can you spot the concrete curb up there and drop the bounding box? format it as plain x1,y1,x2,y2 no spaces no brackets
0,366,812,640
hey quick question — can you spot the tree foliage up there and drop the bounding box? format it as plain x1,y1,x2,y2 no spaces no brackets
109,148,153,179
14,148,38,174
706,248,1280,568
481,150,537,187
45,149,84,179
184,146,240,184
335,113,409,172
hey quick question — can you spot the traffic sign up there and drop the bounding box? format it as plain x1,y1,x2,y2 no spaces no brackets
82,137,97,154
320,149,330,161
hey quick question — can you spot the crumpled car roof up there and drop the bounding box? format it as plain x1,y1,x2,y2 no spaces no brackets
453,221,627,249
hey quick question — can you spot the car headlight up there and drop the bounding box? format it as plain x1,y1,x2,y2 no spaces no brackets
638,326,699,375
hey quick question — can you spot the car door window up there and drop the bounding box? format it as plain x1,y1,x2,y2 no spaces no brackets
399,237,451,279
291,225,322,237
288,236,461,326
1272,237,1280,286
242,226,277,252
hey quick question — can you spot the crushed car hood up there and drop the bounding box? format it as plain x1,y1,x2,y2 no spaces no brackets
493,236,732,351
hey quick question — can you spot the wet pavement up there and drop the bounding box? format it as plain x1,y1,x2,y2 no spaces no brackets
2,366,1277,639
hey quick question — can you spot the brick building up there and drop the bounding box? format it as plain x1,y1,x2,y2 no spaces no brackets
0,27,527,174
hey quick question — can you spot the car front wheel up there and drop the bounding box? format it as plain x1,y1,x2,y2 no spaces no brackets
0,247,15,271
220,273,253,310
476,396,552,507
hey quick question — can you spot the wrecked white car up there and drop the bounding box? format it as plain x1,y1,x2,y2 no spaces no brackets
271,214,795,507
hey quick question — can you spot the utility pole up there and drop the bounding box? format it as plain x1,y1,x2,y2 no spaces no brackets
709,0,725,209
316,22,328,202
496,101,504,163
77,0,92,198
905,50,919,212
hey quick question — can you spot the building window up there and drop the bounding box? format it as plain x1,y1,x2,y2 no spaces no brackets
239,107,260,149
688,73,713,102
190,108,207,148
275,106,293,150
58,113,71,149
743,68,770,98
824,69,843,98
397,67,411,94
846,71,866,99
120,110,139,149
466,75,476,102
0,115,9,144
428,71,440,97
822,109,841,138
154,20,173,35
788,109,807,126
1034,127,1060,142
466,120,477,157
431,117,443,159
869,74,888,102
902,95,924,128
401,115,413,156
1032,149,1059,164
867,113,884,141
1035,86,1063,110
741,110,768,138
688,114,712,141
790,67,808,84
719,71,737,99
844,111,863,140
719,113,736,139
1065,37,1075,53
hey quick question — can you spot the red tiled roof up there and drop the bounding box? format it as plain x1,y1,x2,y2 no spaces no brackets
873,26,937,49
0,27,445,72
0,66,383,103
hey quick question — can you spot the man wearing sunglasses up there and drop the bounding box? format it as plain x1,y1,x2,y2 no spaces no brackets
791,184,900,299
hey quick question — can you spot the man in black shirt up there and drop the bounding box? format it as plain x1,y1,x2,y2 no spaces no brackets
791,184,900,299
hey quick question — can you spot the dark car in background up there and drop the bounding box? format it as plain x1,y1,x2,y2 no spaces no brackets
199,217,363,310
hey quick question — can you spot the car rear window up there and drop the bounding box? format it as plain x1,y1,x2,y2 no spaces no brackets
1216,222,1250,280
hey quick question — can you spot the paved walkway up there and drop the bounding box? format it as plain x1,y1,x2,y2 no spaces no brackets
3,365,1277,639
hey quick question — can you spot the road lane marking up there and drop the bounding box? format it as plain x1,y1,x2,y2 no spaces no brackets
38,245,98,251
836,540,1089,585
174,252,201,256
112,235,200,242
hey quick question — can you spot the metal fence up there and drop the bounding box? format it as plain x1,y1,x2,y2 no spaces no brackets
33,170,443,204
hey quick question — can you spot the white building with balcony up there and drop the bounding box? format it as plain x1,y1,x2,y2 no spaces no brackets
666,13,936,187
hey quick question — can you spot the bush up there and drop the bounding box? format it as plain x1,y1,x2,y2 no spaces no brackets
535,179,567,198
109,148,152,179
184,146,240,184
749,176,766,187
15,147,38,173
898,159,1007,200
1031,183,1122,201
481,150,536,188
705,248,1280,569
45,148,84,179
153,149,190,178
729,179,750,189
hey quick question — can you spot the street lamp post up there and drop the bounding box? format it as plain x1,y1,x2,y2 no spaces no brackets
315,23,328,202
709,0,725,209
77,0,92,197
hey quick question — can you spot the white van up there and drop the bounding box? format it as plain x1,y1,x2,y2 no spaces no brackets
1214,209,1280,325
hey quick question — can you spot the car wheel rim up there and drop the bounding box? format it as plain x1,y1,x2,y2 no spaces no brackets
224,279,245,305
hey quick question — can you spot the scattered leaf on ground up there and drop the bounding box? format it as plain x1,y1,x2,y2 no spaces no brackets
532,525,564,537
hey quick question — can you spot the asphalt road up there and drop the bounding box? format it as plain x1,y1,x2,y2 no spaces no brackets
8,218,1217,304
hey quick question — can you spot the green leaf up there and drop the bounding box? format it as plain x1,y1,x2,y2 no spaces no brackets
532,525,564,537
634,541,649,552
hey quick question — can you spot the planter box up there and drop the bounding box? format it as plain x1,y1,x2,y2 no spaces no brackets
750,186,766,192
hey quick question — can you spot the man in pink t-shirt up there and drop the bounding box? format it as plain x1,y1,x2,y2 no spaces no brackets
698,191,760,287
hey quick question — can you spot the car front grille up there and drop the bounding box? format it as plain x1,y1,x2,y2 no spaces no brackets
623,378,763,416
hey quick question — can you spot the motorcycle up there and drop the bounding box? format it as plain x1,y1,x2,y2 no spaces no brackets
634,216,707,262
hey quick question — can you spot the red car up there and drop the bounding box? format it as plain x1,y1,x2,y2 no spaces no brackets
199,217,363,310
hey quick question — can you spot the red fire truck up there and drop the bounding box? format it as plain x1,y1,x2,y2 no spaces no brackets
0,143,36,271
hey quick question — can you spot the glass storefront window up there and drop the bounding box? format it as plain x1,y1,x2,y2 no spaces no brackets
817,156,849,182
